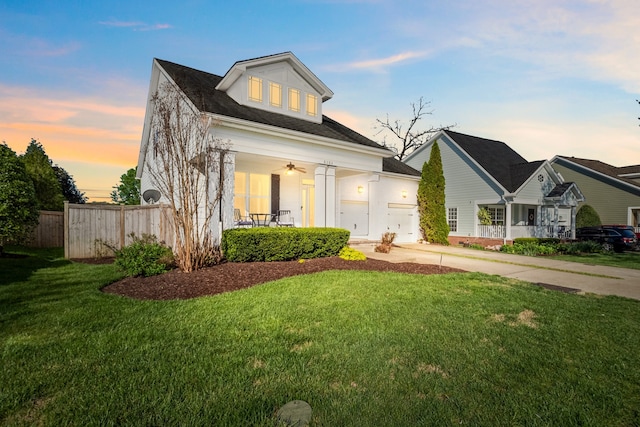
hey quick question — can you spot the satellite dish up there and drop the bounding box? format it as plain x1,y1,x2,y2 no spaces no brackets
142,189,161,204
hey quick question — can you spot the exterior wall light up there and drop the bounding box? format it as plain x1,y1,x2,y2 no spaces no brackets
401,190,407,198
357,185,364,194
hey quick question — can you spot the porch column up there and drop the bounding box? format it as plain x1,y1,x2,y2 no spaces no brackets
570,206,577,239
505,202,512,242
553,204,559,238
325,167,336,227
314,166,327,227
221,151,236,231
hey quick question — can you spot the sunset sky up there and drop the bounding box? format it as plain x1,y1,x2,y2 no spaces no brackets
1,0,638,202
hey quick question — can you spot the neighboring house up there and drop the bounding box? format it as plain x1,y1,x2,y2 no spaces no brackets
136,52,421,243
550,156,640,231
404,130,584,244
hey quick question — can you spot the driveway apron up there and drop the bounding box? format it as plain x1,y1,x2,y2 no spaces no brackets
355,243,640,301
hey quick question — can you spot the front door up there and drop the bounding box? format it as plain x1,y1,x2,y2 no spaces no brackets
528,208,535,226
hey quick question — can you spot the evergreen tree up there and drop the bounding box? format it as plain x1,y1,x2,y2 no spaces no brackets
417,141,449,244
20,139,64,211
53,165,87,204
0,143,39,255
111,167,141,205
576,204,601,228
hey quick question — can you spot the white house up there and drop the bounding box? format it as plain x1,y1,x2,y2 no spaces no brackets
404,130,584,244
136,52,421,243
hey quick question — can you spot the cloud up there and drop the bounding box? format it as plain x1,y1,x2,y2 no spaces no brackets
0,29,81,58
324,51,431,73
0,84,145,200
99,19,173,31
391,0,640,93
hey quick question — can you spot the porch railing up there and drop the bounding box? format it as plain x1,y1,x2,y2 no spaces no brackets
479,225,572,240
478,225,505,238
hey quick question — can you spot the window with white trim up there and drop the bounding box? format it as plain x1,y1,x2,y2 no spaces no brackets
487,207,504,225
448,208,458,232
288,88,300,112
269,82,282,108
306,93,317,116
234,172,270,214
248,76,263,102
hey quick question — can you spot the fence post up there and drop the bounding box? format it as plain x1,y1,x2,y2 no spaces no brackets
120,204,126,249
64,201,69,259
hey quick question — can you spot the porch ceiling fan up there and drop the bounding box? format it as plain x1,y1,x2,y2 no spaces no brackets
284,162,306,175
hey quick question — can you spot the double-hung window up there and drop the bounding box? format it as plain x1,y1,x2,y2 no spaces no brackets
447,208,458,232
248,76,263,103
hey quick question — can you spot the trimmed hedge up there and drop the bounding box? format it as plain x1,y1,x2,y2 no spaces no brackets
221,227,350,262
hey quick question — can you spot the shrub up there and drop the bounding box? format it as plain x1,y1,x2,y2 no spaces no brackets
339,246,366,261
500,242,558,256
221,227,349,262
375,232,396,253
557,241,602,255
114,234,174,277
477,207,492,226
576,205,601,228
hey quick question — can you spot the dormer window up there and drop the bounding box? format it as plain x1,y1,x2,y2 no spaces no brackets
288,88,300,112
269,82,282,108
248,76,263,102
306,94,317,117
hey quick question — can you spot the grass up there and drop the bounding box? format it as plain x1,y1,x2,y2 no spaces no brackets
549,251,640,270
2,247,640,426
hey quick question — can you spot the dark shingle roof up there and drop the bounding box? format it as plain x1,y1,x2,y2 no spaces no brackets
546,182,574,198
383,157,420,176
156,59,388,152
557,156,640,189
444,130,543,192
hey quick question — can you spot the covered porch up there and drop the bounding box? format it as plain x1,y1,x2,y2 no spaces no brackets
476,183,584,241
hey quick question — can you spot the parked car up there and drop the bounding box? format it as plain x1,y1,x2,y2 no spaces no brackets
602,225,640,244
576,227,631,253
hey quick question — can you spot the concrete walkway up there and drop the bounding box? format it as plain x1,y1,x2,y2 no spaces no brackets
353,242,640,301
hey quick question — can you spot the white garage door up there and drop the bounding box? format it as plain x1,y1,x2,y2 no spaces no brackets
340,201,369,236
387,204,415,242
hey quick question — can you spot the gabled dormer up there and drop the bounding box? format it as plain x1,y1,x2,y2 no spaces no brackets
215,52,333,124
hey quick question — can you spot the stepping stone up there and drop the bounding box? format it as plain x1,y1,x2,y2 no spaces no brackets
275,400,312,426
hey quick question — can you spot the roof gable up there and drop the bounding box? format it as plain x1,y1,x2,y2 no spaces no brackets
154,58,389,153
443,130,546,192
215,52,333,101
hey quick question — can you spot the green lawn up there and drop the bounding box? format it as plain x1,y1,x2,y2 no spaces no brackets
549,251,640,270
2,247,640,426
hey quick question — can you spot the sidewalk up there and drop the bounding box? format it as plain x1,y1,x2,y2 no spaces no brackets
353,242,640,301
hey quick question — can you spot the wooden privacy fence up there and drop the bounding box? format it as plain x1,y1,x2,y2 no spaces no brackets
64,202,174,259
27,211,64,248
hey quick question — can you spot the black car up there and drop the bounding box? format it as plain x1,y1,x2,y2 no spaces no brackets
576,227,630,252
602,225,639,249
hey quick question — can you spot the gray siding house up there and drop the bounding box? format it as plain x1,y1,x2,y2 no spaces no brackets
404,131,584,244
551,156,640,230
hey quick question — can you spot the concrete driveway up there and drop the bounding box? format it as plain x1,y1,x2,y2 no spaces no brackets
355,242,640,301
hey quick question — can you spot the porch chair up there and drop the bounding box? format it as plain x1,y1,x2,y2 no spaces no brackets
234,209,253,228
276,210,295,227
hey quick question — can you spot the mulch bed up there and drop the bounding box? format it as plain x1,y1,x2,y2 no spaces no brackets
101,257,464,300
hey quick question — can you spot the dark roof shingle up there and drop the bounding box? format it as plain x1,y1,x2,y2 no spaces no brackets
557,156,640,189
444,130,543,192
156,59,388,152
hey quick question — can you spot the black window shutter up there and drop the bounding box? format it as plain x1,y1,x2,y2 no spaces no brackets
271,174,280,215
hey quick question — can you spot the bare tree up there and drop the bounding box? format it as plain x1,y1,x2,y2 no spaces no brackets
374,97,454,161
146,81,229,272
